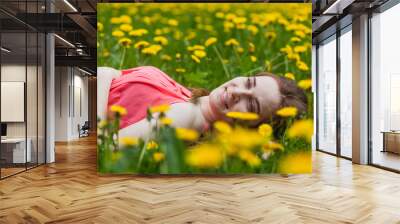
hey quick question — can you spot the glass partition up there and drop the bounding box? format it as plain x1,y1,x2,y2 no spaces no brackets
317,35,337,154
339,27,352,158
371,3,400,171
0,0,46,179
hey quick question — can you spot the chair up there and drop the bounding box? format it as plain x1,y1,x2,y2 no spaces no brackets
78,121,90,138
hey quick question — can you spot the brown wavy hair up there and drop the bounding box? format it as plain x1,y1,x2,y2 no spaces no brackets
189,72,308,131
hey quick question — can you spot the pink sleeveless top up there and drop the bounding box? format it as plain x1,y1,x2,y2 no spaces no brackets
107,66,192,129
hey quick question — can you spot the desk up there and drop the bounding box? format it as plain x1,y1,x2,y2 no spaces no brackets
1,138,31,163
382,131,400,154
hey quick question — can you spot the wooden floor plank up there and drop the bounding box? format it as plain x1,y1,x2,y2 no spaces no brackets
0,135,400,223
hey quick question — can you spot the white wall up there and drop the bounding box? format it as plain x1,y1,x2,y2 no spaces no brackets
55,67,89,141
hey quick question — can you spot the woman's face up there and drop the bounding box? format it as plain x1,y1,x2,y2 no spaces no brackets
208,76,281,124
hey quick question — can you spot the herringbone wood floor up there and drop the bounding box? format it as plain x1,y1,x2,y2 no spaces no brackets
1,135,400,224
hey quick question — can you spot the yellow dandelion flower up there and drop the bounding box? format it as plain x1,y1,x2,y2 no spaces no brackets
129,29,148,37
167,19,178,26
149,104,170,113
236,47,244,54
294,45,307,53
187,45,205,51
176,128,199,141
119,137,138,147
112,30,124,38
176,68,186,73
153,36,168,45
249,42,255,53
110,17,121,24
265,31,277,40
119,15,131,24
146,140,158,150
225,38,239,46
119,24,133,32
263,141,284,151
290,37,301,42
141,45,162,55
155,29,163,35
278,152,312,174
98,120,107,129
298,79,312,90
233,17,247,24
193,50,206,58
213,121,232,134
191,55,201,63
296,61,309,71
111,151,122,162
250,56,257,62
276,107,298,117
215,12,225,19
247,25,259,35
153,152,165,162
258,123,273,138
110,105,127,116
295,30,306,38
226,127,266,149
225,13,237,21
134,41,149,49
284,73,296,80
175,53,181,59
97,22,103,32
160,117,173,126
161,54,172,61
205,37,217,47
186,144,223,168
238,150,261,167
102,51,110,57
226,111,259,120
287,119,313,142
118,38,132,48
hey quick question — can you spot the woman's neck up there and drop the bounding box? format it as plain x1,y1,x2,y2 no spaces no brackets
195,96,217,130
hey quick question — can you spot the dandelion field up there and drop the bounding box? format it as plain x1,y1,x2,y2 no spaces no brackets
97,3,313,174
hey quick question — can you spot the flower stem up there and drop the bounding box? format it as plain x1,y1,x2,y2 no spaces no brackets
213,46,230,79
119,47,126,70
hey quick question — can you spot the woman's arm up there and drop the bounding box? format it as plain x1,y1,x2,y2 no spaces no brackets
119,102,204,140
97,67,121,121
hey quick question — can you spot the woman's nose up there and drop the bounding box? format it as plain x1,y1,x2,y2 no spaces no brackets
231,88,252,103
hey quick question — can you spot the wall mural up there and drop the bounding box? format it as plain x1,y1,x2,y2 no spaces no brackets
97,3,313,174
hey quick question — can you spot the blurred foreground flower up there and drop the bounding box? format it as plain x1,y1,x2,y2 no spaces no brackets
176,128,199,141
186,144,223,169
276,107,297,117
287,119,313,142
110,105,127,116
278,152,311,173
214,121,232,134
239,150,261,167
119,137,138,147
226,111,259,120
153,152,165,162
149,104,170,113
160,117,173,126
146,140,158,150
258,123,273,138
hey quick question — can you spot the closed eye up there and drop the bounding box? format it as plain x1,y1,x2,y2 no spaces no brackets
246,77,251,89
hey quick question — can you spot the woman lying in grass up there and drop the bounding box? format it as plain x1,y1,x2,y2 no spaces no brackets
98,66,307,140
